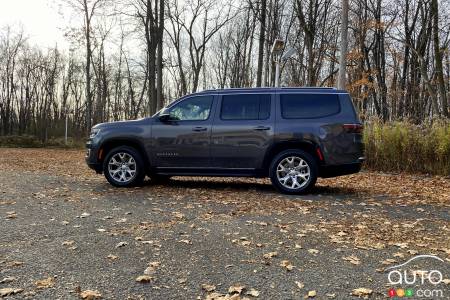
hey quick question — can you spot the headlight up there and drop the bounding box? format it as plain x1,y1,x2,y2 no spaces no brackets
89,128,100,139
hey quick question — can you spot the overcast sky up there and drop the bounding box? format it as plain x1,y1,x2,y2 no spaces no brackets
0,0,69,48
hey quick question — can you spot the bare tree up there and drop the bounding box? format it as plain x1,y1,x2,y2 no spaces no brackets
64,0,107,131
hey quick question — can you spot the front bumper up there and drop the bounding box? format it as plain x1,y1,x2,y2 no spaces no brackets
85,142,103,173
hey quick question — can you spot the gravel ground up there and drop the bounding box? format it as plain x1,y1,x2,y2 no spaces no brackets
0,148,449,300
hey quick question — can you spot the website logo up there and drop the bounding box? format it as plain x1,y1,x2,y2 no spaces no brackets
385,255,447,298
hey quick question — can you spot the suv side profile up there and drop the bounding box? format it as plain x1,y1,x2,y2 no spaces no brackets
86,88,364,194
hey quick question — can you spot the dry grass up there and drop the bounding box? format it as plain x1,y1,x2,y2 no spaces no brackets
364,120,450,175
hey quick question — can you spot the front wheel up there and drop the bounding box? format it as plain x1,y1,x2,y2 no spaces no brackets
103,146,145,187
269,149,318,194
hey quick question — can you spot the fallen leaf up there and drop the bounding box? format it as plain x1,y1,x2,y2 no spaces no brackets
307,290,317,298
5,211,16,219
6,261,23,267
35,277,55,289
351,288,373,297
80,289,102,299
205,292,227,300
135,275,153,283
0,288,23,297
246,288,260,297
173,212,185,219
178,239,192,245
201,283,216,292
228,284,245,294
149,261,160,268
295,281,304,289
280,260,294,271
381,258,396,265
343,255,361,265
62,240,75,246
0,277,17,284
308,249,319,255
263,252,278,259
115,242,128,248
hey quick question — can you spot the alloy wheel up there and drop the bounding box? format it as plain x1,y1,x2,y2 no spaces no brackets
276,156,311,190
107,152,137,183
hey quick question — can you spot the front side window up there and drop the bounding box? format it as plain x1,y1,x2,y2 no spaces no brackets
280,94,340,119
168,96,213,121
221,94,271,120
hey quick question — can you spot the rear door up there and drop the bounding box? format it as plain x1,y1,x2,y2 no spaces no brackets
211,93,275,169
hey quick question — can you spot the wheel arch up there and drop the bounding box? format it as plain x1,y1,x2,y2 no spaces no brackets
263,140,323,175
99,138,149,170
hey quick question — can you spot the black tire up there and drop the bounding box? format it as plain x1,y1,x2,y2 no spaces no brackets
150,174,172,183
269,149,318,194
103,146,145,187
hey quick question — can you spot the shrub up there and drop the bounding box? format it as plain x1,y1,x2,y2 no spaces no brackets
0,135,84,149
363,120,450,176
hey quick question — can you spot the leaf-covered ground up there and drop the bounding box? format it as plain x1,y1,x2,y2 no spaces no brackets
0,148,449,299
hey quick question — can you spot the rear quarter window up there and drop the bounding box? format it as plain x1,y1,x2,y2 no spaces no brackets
280,93,340,119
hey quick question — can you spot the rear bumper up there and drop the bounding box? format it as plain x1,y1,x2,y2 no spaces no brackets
319,162,362,178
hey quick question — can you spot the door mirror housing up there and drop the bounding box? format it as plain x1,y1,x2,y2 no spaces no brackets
158,112,171,122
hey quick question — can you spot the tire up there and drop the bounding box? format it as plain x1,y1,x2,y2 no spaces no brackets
103,146,145,187
269,149,318,194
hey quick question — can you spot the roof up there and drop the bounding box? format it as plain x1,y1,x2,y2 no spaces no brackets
196,87,346,95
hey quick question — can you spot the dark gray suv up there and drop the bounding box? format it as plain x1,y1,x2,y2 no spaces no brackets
86,87,364,194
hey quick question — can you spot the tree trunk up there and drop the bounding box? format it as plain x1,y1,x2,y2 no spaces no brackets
256,0,267,87
337,0,349,89
83,0,92,132
432,0,448,117
156,0,164,110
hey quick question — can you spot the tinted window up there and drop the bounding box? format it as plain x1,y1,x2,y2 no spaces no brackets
168,96,213,121
280,94,340,119
221,94,271,120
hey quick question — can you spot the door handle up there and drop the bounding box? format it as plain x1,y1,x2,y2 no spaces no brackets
253,126,271,131
192,127,207,132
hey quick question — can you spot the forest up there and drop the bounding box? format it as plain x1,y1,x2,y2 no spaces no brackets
0,0,449,143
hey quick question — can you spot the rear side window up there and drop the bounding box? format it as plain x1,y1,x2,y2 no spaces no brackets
221,94,271,120
280,94,340,119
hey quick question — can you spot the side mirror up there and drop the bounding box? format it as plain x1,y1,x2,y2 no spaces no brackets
158,113,171,122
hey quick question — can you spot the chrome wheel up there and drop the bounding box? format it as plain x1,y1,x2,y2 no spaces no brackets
276,156,311,190
107,152,137,183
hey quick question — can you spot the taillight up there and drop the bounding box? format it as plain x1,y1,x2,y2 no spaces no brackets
343,123,363,134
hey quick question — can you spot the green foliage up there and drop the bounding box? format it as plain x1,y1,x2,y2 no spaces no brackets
0,135,84,149
364,120,450,175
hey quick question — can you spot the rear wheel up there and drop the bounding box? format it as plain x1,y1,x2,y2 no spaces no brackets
269,149,317,194
103,146,145,187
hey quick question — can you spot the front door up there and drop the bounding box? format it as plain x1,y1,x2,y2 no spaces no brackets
211,93,275,169
151,95,215,168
